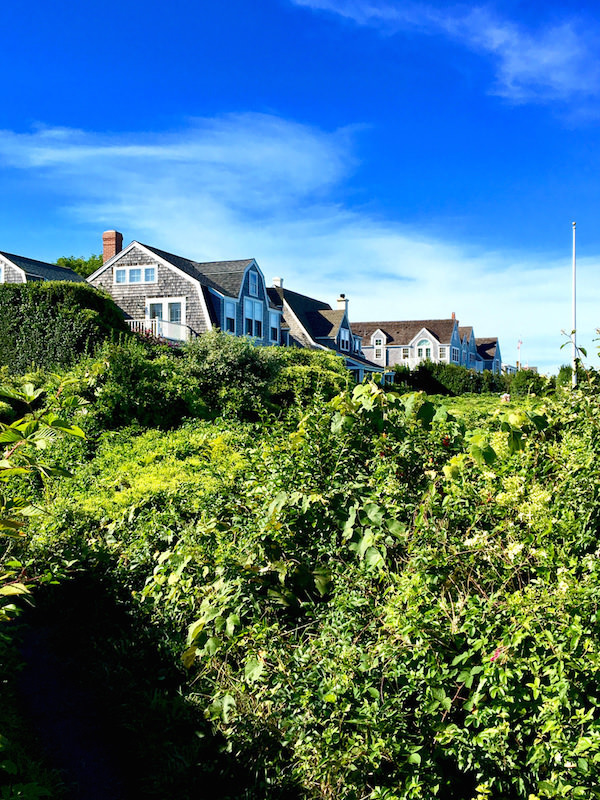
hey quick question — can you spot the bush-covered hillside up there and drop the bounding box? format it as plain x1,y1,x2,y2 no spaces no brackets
2,341,600,799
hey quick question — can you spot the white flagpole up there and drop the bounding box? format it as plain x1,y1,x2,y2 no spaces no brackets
572,221,577,388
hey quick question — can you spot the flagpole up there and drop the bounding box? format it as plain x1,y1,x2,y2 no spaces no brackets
572,221,577,389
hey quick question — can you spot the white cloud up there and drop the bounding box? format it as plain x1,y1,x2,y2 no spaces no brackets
291,0,600,104
0,115,595,373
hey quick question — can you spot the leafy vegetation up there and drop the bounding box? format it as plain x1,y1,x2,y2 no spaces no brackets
0,282,128,373
2,334,600,799
55,254,103,279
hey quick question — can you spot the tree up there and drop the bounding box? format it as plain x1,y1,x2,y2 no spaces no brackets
55,253,103,279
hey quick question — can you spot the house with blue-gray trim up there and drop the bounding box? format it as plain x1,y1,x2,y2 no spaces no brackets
87,231,283,345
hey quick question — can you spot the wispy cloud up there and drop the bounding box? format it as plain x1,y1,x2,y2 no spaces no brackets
292,0,600,104
0,114,594,372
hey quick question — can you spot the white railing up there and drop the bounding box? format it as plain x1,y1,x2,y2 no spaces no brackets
126,318,192,342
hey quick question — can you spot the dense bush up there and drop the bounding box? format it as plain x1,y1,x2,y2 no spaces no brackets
393,360,507,395
0,281,128,373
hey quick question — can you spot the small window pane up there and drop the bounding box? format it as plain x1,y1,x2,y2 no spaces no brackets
144,267,156,282
149,303,163,320
245,317,253,335
129,268,142,283
168,302,181,323
226,317,235,333
254,319,262,338
115,269,126,284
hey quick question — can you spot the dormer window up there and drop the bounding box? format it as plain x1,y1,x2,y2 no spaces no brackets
339,328,350,351
249,271,258,297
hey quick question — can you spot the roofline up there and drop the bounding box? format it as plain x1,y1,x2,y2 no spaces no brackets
0,253,26,281
87,240,213,328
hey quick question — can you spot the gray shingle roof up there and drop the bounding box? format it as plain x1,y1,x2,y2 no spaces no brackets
351,319,458,345
0,252,85,282
476,338,498,359
141,243,254,296
267,286,351,345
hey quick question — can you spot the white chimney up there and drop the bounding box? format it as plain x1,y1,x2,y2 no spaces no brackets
337,293,349,313
273,277,283,288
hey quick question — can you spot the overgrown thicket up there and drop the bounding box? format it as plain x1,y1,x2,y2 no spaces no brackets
0,281,128,373
3,346,600,799
393,360,554,398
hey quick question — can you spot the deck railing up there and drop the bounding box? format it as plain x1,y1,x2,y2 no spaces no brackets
126,318,192,342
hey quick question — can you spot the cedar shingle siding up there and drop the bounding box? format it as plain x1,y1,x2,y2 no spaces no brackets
90,245,209,336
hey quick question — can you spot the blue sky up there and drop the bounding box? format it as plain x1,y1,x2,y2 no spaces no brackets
2,0,600,372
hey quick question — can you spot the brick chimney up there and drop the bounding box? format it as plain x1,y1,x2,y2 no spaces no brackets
451,311,456,321
337,293,349,314
102,230,123,263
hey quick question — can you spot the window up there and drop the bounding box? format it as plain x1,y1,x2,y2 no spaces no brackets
225,301,236,334
249,271,258,297
339,328,350,351
269,311,279,342
244,298,263,338
402,348,409,359
439,347,447,360
374,337,383,347
114,264,157,284
375,348,383,360
451,347,460,362
0,264,4,283
416,339,431,360
145,297,186,341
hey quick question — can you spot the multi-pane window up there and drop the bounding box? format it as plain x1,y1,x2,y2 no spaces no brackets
244,298,263,338
249,271,258,297
439,347,447,360
417,339,431,360
375,348,383,360
402,348,409,359
269,311,279,342
339,328,350,351
225,301,236,334
114,265,156,284
451,347,460,362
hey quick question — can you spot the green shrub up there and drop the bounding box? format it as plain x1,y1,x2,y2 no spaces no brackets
393,360,507,395
0,281,128,373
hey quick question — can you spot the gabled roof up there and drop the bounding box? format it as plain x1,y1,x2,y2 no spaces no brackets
267,286,339,342
351,319,457,346
476,338,498,360
142,243,254,297
0,252,85,283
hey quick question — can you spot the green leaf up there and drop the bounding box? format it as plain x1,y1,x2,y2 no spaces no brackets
244,656,264,684
0,582,29,596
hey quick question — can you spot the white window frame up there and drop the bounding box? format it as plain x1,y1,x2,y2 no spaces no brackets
439,347,447,360
249,271,259,297
375,347,383,360
244,297,263,338
224,300,236,334
451,347,460,362
114,264,157,285
339,328,350,351
0,264,3,283
146,296,186,324
402,347,410,359
269,311,280,343
416,339,431,360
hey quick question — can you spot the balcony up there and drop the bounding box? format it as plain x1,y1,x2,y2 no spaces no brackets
126,318,193,342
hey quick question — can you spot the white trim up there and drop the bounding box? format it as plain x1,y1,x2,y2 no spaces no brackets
89,241,213,332
146,295,187,324
0,254,26,283
113,264,158,285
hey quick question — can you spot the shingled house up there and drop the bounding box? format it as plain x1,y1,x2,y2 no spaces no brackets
351,317,463,371
0,252,84,284
87,231,283,345
267,280,382,381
